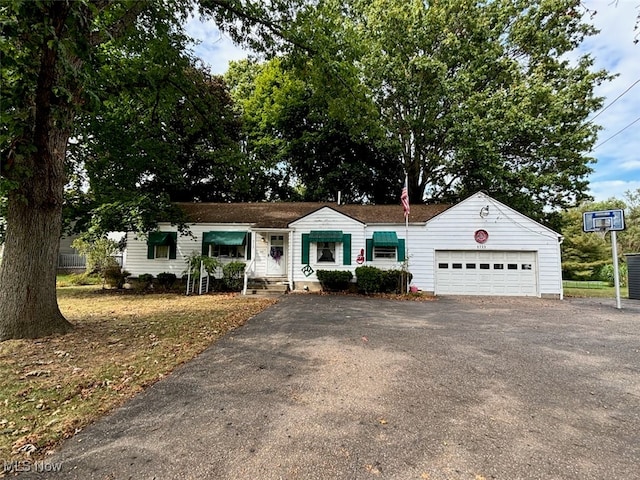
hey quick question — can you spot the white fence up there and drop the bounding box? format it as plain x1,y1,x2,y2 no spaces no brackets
57,254,122,270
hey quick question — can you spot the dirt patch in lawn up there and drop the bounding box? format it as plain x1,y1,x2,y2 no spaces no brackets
0,287,275,464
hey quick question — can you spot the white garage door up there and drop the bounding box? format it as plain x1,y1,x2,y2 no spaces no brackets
435,251,538,296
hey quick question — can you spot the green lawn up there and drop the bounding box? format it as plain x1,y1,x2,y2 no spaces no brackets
563,280,629,298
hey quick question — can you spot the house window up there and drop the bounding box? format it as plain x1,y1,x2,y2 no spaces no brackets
374,246,396,259
366,232,405,262
155,245,170,259
317,242,336,263
210,244,245,258
146,231,177,260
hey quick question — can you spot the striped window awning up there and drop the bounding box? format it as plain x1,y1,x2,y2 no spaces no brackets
372,231,399,247
309,230,344,243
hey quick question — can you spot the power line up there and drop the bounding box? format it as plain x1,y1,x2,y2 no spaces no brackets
588,77,640,123
592,115,640,150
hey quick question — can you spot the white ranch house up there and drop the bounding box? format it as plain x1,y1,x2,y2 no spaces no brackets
122,192,564,298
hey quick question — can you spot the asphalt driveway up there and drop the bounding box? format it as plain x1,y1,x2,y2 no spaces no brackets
16,294,640,480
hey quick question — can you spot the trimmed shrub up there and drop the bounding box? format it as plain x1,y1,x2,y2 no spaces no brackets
316,270,354,292
223,261,246,291
380,269,413,294
137,273,154,290
157,272,177,290
104,266,130,289
355,266,384,294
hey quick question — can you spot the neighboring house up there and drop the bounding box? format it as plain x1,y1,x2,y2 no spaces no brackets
122,192,564,298
58,234,86,270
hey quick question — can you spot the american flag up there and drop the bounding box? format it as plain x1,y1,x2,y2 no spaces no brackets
401,182,410,218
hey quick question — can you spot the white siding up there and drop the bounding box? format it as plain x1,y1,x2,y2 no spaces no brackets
124,223,251,278
423,192,562,297
289,207,365,287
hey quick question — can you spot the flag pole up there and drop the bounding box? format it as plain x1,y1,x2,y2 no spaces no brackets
402,175,410,293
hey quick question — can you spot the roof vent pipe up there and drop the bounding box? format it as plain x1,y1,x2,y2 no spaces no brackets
337,191,342,206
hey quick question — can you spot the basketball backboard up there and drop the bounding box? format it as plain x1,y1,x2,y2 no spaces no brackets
583,209,625,232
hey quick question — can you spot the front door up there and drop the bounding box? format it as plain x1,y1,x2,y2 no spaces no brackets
267,234,287,276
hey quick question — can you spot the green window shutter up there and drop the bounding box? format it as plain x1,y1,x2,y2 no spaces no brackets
201,239,209,256
397,239,406,262
366,239,373,261
302,234,310,264
342,234,351,265
169,233,177,259
147,245,155,260
246,232,252,260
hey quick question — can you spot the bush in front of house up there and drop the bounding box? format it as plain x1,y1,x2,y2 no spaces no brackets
223,261,246,291
355,266,384,294
157,272,177,290
136,273,154,291
316,270,354,292
104,265,130,289
380,269,413,294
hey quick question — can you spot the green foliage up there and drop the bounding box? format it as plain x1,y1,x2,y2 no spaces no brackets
355,266,384,294
598,263,628,287
316,270,354,292
184,252,221,280
137,274,154,290
380,269,413,294
561,190,640,280
71,237,120,279
156,272,177,290
222,261,246,292
223,0,609,223
104,266,130,289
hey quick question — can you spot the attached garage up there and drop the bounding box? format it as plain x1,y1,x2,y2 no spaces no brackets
421,192,563,299
435,250,538,296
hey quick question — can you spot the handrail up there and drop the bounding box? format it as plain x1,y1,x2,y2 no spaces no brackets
242,257,256,295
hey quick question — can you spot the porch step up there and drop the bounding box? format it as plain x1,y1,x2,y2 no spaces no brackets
245,277,289,297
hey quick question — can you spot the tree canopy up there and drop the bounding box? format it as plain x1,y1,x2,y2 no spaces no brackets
211,0,610,225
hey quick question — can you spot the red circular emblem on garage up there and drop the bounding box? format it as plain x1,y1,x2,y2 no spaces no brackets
474,229,489,244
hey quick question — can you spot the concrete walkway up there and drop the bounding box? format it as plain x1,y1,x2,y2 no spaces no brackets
17,294,640,479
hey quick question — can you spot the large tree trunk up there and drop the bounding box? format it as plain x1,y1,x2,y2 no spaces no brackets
0,179,72,340
0,1,73,340
0,123,73,340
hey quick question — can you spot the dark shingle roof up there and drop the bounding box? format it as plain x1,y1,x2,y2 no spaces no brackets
176,202,451,228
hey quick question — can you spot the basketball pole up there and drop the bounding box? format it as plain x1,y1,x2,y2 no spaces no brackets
611,230,622,310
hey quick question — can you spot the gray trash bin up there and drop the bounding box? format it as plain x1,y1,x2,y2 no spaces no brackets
626,254,640,300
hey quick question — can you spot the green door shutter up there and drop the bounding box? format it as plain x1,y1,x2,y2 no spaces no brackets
246,232,252,260
342,234,351,265
397,239,406,262
366,239,373,261
302,234,310,264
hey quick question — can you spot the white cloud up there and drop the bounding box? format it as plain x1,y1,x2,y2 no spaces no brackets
588,179,640,202
184,16,249,74
579,0,640,195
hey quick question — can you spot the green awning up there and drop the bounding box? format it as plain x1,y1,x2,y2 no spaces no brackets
309,230,344,243
202,231,247,246
372,231,398,247
147,231,177,246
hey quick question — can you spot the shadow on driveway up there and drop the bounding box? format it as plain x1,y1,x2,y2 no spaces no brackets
16,295,640,479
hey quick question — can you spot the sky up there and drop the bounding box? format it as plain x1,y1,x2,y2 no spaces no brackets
185,0,640,204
